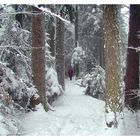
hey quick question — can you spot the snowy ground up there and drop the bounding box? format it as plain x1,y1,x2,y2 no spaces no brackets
18,78,140,136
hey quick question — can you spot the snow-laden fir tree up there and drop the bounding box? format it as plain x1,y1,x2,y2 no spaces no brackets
0,5,32,83
78,5,104,69
71,43,86,77
0,5,37,135
80,65,105,100
0,5,36,109
45,36,64,105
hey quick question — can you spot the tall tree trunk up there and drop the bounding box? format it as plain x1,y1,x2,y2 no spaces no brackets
55,12,65,90
31,7,48,111
100,37,105,68
99,22,105,68
103,5,121,127
74,5,79,78
47,5,56,57
125,5,140,109
75,5,78,48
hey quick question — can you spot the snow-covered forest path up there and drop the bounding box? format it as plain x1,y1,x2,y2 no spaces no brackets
19,79,106,136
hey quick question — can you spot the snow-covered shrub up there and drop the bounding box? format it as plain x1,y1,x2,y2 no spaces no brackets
0,5,32,83
0,87,20,135
46,67,64,104
45,42,64,105
78,65,105,100
0,62,31,135
71,44,86,66
0,103,20,136
0,62,36,110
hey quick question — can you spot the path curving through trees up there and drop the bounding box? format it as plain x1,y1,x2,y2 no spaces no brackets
19,79,106,135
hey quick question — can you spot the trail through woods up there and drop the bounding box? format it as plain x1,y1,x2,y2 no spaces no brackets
19,78,108,135
18,78,140,136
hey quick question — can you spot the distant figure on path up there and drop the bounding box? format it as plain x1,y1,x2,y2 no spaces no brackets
68,66,74,80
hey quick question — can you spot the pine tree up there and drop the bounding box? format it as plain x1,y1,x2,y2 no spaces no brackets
103,5,121,127
125,5,140,109
31,6,48,111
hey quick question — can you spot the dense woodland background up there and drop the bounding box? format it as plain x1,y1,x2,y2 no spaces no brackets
0,4,140,135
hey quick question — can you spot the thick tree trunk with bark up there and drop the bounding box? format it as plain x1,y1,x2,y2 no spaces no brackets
55,13,65,90
125,5,140,109
103,5,121,127
31,7,48,111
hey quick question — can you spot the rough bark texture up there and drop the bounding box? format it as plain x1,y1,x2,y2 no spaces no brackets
103,5,121,127
55,13,65,90
31,7,48,111
125,5,140,109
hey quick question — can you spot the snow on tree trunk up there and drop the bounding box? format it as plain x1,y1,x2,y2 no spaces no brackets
31,6,48,111
47,5,56,57
103,5,121,127
55,12,65,90
125,5,140,110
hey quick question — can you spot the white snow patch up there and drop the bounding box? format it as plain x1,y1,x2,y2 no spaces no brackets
19,79,106,135
19,79,140,136
0,121,9,136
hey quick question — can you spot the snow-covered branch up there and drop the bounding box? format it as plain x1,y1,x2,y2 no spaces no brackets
122,4,130,9
127,46,140,52
0,45,45,50
0,5,73,29
34,5,74,33
37,6,73,26
0,11,43,16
